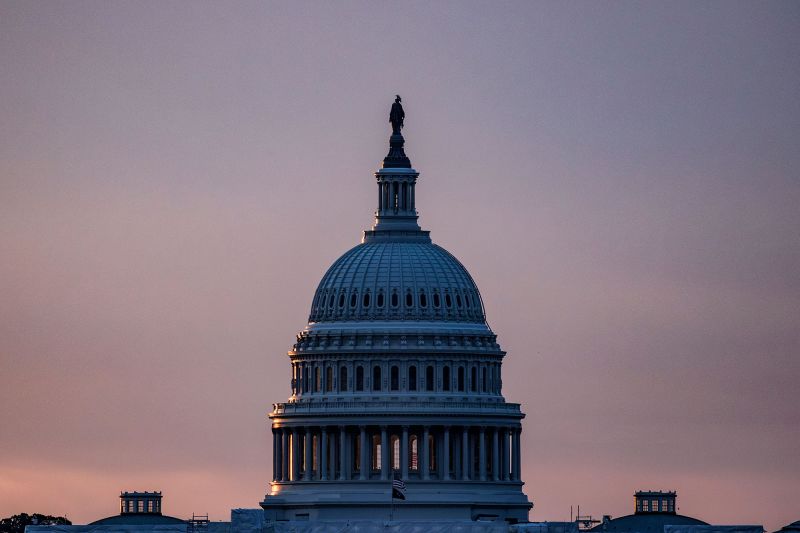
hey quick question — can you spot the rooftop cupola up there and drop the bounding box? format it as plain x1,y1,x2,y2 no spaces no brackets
120,491,162,515
634,490,677,514
364,95,430,243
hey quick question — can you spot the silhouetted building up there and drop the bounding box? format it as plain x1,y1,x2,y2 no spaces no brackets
589,491,706,533
88,491,186,526
774,522,800,533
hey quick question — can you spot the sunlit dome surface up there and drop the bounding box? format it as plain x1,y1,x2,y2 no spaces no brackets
308,242,486,323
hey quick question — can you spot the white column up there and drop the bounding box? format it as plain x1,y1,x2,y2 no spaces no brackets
401,426,409,479
461,427,470,480
479,426,487,481
380,426,389,480
320,428,328,480
359,426,368,480
422,426,430,480
291,429,300,481
491,427,499,481
443,426,450,481
282,429,290,481
339,426,347,480
303,427,312,481
501,428,510,481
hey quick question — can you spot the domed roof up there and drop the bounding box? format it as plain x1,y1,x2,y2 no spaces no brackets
589,513,707,533
308,241,485,323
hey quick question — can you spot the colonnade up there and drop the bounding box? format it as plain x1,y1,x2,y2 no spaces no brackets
271,424,522,484
377,178,415,215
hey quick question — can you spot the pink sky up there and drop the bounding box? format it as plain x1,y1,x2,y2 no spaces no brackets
1,2,798,532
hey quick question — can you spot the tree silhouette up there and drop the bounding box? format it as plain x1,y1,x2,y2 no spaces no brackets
0,514,71,533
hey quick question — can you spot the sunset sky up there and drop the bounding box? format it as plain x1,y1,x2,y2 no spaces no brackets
1,2,798,532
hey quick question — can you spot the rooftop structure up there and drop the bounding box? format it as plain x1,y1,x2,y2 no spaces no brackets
589,490,706,533
88,491,186,526
260,98,532,523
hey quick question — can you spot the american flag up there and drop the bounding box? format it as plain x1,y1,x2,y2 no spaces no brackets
392,473,406,500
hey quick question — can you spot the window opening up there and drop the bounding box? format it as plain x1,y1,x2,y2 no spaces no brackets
315,367,321,393
419,291,427,308
377,291,384,308
363,292,371,307
391,435,400,470
470,367,477,392
426,365,434,392
356,366,364,391
458,367,465,392
338,293,345,308
391,291,399,307
443,366,451,391
390,366,399,391
372,434,382,470
410,435,419,470
350,293,357,308
340,366,348,392
405,292,413,307
373,366,382,391
445,293,452,308
326,366,334,392
408,365,417,391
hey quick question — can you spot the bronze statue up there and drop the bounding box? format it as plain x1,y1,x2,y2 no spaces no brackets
389,95,405,133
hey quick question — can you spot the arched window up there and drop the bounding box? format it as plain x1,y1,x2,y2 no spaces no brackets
372,434,382,470
482,367,487,393
340,366,348,392
405,291,413,307
443,366,451,391
409,435,419,471
328,292,335,308
433,292,441,308
426,365,434,392
303,366,310,393
356,366,364,391
363,292,371,308
377,291,385,308
391,435,400,470
315,366,321,393
458,366,465,392
465,291,471,308
419,291,427,308
373,365,382,391
470,367,477,392
326,366,334,392
456,294,463,308
408,365,417,391
445,293,452,308
391,291,399,307
338,292,345,308
390,366,399,391
350,292,358,308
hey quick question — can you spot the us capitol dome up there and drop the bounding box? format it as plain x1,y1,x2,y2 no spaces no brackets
261,98,532,523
